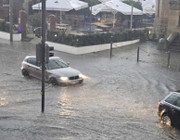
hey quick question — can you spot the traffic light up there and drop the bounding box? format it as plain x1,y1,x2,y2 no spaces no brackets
36,43,42,65
45,45,54,63
36,43,54,64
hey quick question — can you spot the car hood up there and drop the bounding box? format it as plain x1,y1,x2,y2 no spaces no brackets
48,67,80,77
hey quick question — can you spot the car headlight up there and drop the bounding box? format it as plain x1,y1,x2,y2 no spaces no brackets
79,74,83,78
60,77,68,81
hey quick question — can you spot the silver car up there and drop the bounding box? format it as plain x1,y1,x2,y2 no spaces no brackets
21,56,83,85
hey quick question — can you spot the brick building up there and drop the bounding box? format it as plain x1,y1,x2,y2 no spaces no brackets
0,0,9,21
154,0,180,37
0,0,39,23
0,0,25,23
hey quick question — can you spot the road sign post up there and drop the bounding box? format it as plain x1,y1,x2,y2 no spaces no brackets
137,47,139,62
110,41,113,58
41,0,46,113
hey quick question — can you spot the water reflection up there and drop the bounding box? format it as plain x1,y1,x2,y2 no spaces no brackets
58,88,74,117
0,97,8,106
157,121,180,139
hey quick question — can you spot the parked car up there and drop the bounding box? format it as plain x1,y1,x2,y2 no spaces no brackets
21,56,83,85
158,92,180,126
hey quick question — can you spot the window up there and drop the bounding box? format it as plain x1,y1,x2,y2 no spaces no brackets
46,58,68,70
28,58,36,66
175,96,180,107
165,94,179,106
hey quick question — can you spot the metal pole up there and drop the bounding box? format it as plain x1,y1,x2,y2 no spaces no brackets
113,13,115,29
90,6,92,32
130,4,133,30
60,11,62,24
137,47,139,62
41,0,46,113
167,51,171,68
9,0,13,42
110,39,113,58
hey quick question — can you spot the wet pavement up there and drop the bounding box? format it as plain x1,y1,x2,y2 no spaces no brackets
0,39,180,140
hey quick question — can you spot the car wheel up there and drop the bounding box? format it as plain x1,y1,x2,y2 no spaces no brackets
79,80,83,84
161,114,172,127
22,69,29,77
49,78,58,86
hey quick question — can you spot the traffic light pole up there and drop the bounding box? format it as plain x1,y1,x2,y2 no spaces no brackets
41,0,46,113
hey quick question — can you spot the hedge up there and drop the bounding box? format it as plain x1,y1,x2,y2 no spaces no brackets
0,20,9,33
47,29,148,47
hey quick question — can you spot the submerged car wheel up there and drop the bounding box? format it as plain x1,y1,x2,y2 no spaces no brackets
161,114,172,127
79,80,83,84
49,78,58,86
22,69,29,77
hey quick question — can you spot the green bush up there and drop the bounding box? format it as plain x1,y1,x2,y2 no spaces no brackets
47,29,148,47
0,20,9,33
28,13,42,29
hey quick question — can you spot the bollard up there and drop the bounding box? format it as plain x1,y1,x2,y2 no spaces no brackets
137,47,139,62
167,51,171,68
110,41,113,58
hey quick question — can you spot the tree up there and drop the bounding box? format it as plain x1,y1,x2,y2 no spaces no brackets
123,0,143,10
82,0,100,6
28,13,42,29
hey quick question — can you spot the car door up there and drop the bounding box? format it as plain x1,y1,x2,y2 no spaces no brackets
174,97,180,124
35,64,50,81
167,96,180,125
27,58,41,79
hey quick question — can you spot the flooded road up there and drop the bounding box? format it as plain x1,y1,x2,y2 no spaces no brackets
0,39,180,140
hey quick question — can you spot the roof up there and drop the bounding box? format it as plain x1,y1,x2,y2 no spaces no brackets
32,0,88,11
92,0,143,15
98,0,156,15
141,0,156,15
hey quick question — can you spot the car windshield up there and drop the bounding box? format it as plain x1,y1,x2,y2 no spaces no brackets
46,58,68,70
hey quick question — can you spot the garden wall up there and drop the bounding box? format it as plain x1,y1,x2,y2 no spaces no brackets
0,31,22,41
46,39,140,55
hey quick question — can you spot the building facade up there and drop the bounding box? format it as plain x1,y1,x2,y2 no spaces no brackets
0,0,25,23
0,0,38,23
154,0,180,37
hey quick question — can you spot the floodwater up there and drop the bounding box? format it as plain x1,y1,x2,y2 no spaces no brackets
0,39,180,140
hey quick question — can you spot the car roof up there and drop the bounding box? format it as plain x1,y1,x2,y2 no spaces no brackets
25,56,60,60
170,92,180,96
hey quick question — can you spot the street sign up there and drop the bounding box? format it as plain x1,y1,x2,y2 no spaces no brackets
169,0,180,10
